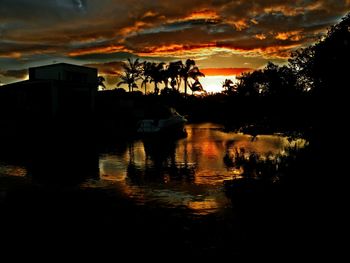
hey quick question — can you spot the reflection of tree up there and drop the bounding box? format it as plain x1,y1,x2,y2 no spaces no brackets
223,145,301,196
224,148,280,179
126,139,195,185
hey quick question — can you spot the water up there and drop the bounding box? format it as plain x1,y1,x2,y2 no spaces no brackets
89,123,306,215
0,122,310,255
0,123,306,216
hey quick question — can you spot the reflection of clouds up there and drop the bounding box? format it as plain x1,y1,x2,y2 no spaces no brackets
181,124,307,184
91,123,307,215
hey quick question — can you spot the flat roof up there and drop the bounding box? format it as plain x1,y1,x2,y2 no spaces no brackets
29,63,97,71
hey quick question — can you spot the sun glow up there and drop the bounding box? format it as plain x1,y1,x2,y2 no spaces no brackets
200,75,237,93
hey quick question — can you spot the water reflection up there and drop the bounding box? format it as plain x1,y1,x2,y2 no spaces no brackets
0,123,306,215
95,123,307,215
127,138,195,185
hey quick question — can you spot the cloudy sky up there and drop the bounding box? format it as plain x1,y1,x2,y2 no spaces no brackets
1,0,349,91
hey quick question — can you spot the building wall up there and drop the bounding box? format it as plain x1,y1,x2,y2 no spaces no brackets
1,63,98,125
0,81,54,119
29,63,97,84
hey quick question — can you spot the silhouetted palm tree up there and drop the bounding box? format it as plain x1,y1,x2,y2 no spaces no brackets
141,61,153,94
125,58,143,76
222,79,234,94
167,61,183,91
180,59,205,97
117,58,143,92
97,76,106,90
149,62,166,95
187,66,205,94
117,72,140,92
189,80,204,94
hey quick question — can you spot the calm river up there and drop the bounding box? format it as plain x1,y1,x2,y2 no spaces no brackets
0,123,306,216
93,123,306,214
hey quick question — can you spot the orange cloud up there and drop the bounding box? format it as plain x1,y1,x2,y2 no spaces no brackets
68,45,128,57
275,30,302,41
216,42,301,58
137,43,217,57
186,9,220,20
201,68,253,76
230,19,249,31
255,34,267,40
0,52,22,58
142,11,158,19
119,21,148,36
251,18,259,25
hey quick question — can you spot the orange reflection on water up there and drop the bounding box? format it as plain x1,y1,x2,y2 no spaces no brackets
89,123,307,215
188,199,220,215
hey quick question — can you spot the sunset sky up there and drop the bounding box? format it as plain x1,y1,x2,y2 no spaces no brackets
1,0,350,92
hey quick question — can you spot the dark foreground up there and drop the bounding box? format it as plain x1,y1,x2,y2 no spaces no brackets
0,178,321,258
0,124,328,258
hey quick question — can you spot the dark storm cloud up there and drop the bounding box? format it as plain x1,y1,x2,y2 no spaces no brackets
0,0,87,23
73,51,138,62
0,0,350,81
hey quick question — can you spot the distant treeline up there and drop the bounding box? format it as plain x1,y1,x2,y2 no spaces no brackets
97,12,349,137
109,59,205,96
109,12,349,101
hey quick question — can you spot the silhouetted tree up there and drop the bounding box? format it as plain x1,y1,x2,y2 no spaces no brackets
97,76,106,90
167,61,183,91
236,70,264,97
141,61,153,94
289,12,350,96
180,59,205,97
117,72,140,92
117,58,143,92
222,79,235,95
235,62,301,97
149,62,166,95
189,80,205,94
289,47,315,93
263,63,301,97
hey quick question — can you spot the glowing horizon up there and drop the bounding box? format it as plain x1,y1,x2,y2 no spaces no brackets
200,75,237,94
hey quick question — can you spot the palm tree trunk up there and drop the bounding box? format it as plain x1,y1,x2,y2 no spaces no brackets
184,77,188,97
177,77,182,91
154,83,159,95
128,84,131,92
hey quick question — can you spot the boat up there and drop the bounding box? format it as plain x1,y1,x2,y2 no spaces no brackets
136,107,187,137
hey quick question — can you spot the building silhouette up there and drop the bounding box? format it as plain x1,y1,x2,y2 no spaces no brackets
0,63,98,121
